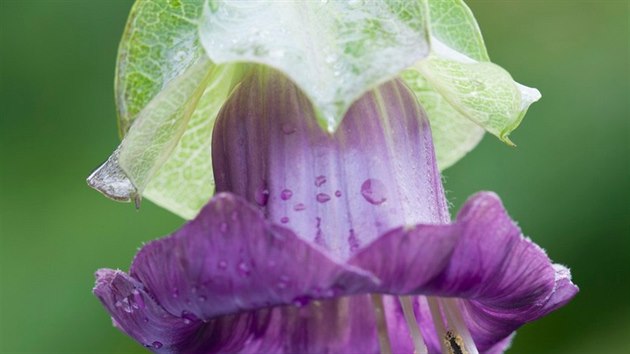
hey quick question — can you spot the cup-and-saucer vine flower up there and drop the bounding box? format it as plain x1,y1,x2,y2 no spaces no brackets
94,68,577,354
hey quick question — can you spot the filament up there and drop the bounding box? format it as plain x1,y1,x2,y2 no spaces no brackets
399,296,428,354
371,294,393,354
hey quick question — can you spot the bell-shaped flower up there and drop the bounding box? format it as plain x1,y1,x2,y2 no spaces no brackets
94,69,577,353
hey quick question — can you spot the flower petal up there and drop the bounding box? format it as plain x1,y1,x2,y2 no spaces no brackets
129,192,378,323
423,192,578,351
350,192,577,351
212,68,449,260
93,269,203,352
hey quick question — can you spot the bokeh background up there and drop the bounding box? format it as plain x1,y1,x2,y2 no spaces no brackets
1,0,628,353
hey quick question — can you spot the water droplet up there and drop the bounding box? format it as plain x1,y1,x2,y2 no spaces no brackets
217,260,228,270
282,123,296,135
172,287,179,298
334,190,342,197
315,175,327,187
292,296,311,308
115,297,134,313
316,193,331,203
255,184,270,206
132,289,145,309
219,222,228,233
143,317,149,323
198,295,207,302
277,275,290,289
191,286,198,294
348,229,360,253
293,203,306,211
152,341,163,349
231,211,238,221
280,216,289,224
360,178,387,205
181,311,198,325
280,189,293,200
238,261,251,276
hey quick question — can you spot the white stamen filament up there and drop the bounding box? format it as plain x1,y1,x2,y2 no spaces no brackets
399,296,428,354
427,297,450,354
427,296,480,354
441,298,479,354
371,294,393,354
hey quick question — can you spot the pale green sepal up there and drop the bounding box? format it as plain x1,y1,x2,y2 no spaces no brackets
143,63,245,219
426,0,489,62
115,0,205,135
401,69,484,170
416,56,522,146
401,0,541,169
118,57,214,197
198,0,431,132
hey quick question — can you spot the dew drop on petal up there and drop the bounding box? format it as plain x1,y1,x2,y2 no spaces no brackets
172,287,179,298
280,189,293,200
255,184,270,206
360,178,387,205
282,123,296,135
292,296,311,308
238,261,251,276
293,203,306,211
152,341,163,349
335,190,342,197
316,193,331,203
198,295,207,302
315,175,327,187
280,216,289,224
217,260,228,270
219,222,228,233
132,289,145,309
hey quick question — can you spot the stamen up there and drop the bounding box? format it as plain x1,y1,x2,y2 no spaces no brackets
399,296,428,354
427,297,450,354
371,294,393,354
441,298,479,354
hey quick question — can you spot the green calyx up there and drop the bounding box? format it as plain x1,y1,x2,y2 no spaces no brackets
88,0,540,219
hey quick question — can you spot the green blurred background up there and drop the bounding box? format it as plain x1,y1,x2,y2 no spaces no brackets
0,0,628,353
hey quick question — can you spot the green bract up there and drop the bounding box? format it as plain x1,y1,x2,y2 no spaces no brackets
88,0,540,219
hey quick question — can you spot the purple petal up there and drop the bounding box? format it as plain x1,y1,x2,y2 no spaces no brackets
129,192,378,323
212,69,449,260
93,269,203,353
423,193,578,351
351,192,577,351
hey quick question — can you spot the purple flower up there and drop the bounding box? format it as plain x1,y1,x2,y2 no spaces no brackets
94,69,577,353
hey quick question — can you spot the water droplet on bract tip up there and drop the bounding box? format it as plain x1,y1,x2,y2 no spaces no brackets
219,222,228,233
280,189,293,200
280,216,289,224
217,260,227,269
360,178,387,205
255,185,270,206
315,175,327,187
152,341,163,349
335,190,342,197
316,193,331,203
293,203,306,211
198,295,207,302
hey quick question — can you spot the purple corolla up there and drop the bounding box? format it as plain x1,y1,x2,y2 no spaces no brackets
94,68,577,353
